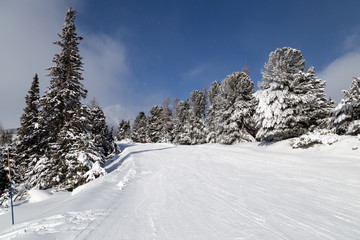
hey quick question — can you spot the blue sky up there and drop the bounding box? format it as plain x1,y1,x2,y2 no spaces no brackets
1,0,360,128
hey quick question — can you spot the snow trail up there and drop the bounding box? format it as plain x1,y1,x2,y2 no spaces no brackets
0,139,359,239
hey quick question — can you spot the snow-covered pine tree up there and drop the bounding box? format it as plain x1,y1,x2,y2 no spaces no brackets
173,101,192,144
293,66,334,131
29,7,109,190
216,72,256,144
188,90,207,144
333,77,360,134
148,105,165,143
15,74,41,183
207,81,221,143
88,100,116,157
161,97,174,143
117,120,131,141
40,7,87,147
255,47,330,142
131,112,148,143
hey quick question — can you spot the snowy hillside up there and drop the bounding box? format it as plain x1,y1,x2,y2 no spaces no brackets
0,138,359,239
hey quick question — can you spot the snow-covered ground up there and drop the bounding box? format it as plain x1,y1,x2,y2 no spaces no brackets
0,137,359,239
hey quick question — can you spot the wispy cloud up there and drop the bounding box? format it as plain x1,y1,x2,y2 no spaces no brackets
81,33,129,106
184,65,208,80
0,0,135,128
318,50,360,103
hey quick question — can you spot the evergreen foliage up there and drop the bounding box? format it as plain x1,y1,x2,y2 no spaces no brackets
23,7,113,190
216,72,256,144
207,81,221,143
0,148,9,203
255,47,332,142
131,112,148,143
117,120,131,140
161,97,174,143
0,146,19,206
188,90,207,144
173,101,191,144
15,74,41,183
148,105,165,143
333,77,360,135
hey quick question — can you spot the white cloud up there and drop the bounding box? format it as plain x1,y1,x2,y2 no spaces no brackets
318,50,360,103
0,0,75,129
81,34,129,107
0,0,135,129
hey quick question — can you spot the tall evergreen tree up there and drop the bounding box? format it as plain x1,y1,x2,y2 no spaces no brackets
15,74,41,182
173,101,191,144
207,81,221,143
131,112,148,143
40,7,87,147
333,77,360,134
188,90,207,144
216,72,256,144
29,7,110,190
148,105,165,143
161,97,174,143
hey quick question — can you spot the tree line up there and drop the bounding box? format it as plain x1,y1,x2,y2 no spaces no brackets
119,47,359,144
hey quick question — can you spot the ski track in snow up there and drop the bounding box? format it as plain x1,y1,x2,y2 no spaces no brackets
0,139,360,239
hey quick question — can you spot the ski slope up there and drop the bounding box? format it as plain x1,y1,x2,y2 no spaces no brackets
0,138,359,239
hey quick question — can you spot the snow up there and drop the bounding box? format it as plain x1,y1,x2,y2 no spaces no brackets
1,138,360,239
27,190,52,203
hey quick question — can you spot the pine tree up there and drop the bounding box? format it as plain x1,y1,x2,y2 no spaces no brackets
333,77,360,134
161,97,174,143
207,81,221,143
293,67,334,131
88,102,116,157
148,105,165,143
40,7,87,147
216,72,256,144
29,7,111,190
255,47,331,142
15,74,41,183
131,112,148,143
173,101,191,144
117,120,131,141
188,90,207,144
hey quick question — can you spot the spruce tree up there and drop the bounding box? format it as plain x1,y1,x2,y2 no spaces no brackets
15,74,41,183
131,112,148,143
30,7,111,190
41,7,87,146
